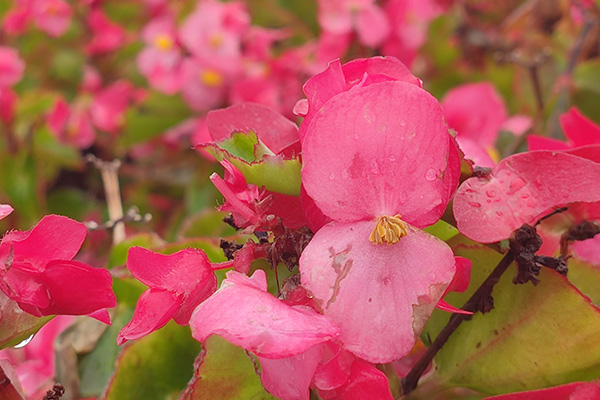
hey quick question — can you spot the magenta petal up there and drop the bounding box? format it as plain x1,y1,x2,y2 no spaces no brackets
560,107,600,147
302,81,457,226
258,344,323,400
207,102,299,155
127,247,215,293
8,215,87,267
313,342,354,391
355,5,390,47
300,221,455,363
39,260,116,316
320,359,393,400
436,300,472,315
340,56,421,88
190,270,340,358
454,151,600,243
483,381,595,400
117,289,181,345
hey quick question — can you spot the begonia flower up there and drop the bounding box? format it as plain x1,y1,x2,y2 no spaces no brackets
180,57,228,111
190,269,340,358
528,107,600,151
47,97,95,149
117,247,232,345
317,0,390,47
453,151,600,243
89,80,139,134
300,79,460,363
0,215,116,322
295,57,422,141
136,15,183,94
31,0,71,37
85,8,126,55
0,88,18,125
0,46,25,88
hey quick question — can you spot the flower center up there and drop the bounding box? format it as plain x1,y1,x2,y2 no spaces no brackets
154,34,173,51
369,215,408,245
200,70,223,87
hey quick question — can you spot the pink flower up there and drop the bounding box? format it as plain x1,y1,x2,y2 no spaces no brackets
0,215,116,321
528,107,600,151
300,79,460,363
317,0,390,47
31,0,71,37
180,57,228,111
85,8,126,55
2,3,30,36
0,46,25,88
117,247,232,345
0,88,17,124
89,80,138,134
295,57,422,141
47,97,96,149
136,15,183,94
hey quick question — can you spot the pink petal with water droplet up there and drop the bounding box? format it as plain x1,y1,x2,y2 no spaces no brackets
454,151,600,243
0,204,13,221
302,81,458,226
190,270,340,358
300,220,455,363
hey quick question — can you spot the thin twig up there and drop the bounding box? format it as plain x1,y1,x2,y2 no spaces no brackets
402,252,515,395
85,155,125,245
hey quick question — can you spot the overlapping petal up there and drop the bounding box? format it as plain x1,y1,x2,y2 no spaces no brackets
190,270,340,358
300,220,455,362
454,151,600,243
302,81,457,227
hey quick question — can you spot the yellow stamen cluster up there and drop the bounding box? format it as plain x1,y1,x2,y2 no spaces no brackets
209,34,224,48
369,215,409,245
200,70,223,87
154,34,173,51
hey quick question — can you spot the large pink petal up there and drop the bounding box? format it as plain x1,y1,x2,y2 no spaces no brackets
299,220,455,363
190,270,340,358
340,56,421,88
302,81,457,226
454,151,600,243
318,359,393,400
206,103,299,155
258,344,323,400
117,289,181,345
38,260,116,317
4,215,87,267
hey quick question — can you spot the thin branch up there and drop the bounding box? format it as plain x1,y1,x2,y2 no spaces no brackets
402,251,515,395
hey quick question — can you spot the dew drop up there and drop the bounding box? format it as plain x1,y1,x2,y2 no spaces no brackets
14,334,34,349
486,190,496,198
353,133,360,140
370,160,380,174
496,211,504,217
506,177,525,195
425,168,437,181
329,173,335,180
468,201,482,208
341,169,349,180
400,120,407,127
388,154,397,162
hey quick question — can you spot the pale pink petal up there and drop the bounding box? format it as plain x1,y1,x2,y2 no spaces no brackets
453,151,600,243
117,289,181,345
258,344,323,400
0,46,25,88
299,220,455,363
206,102,299,155
317,0,353,35
0,204,13,220
501,115,532,136
355,4,390,47
190,270,340,358
47,97,70,135
456,136,496,168
572,236,600,266
32,0,71,37
302,81,457,227
441,82,507,148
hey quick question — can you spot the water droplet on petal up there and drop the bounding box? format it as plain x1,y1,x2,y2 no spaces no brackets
496,211,504,217
468,201,481,208
370,160,380,174
341,169,349,180
329,173,335,180
400,120,407,127
425,168,437,181
353,133,360,140
486,190,496,198
388,154,396,162
507,177,525,195
14,334,34,349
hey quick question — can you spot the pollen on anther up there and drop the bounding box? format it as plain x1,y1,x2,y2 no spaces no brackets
369,215,409,245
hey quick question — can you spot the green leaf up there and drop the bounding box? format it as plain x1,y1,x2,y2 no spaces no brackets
424,237,600,395
218,131,263,163
0,292,51,350
230,156,301,196
104,321,201,400
78,306,133,398
574,59,600,95
424,219,459,242
565,256,600,306
178,210,237,239
181,336,277,400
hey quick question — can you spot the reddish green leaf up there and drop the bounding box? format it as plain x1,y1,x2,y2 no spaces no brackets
424,236,600,395
181,335,276,400
0,291,50,350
